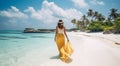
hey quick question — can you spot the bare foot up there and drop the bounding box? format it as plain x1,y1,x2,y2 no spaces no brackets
65,57,72,63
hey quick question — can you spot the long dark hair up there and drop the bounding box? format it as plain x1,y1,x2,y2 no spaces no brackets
57,20,64,29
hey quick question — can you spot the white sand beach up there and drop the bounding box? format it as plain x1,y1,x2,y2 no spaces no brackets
41,32,120,66
13,32,120,66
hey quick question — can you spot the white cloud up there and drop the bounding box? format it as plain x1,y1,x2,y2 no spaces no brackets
0,6,28,18
71,0,89,8
0,6,28,28
25,0,83,23
90,0,105,5
97,1,104,5
0,0,83,29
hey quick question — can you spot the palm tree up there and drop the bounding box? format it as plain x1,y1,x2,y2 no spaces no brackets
71,18,77,28
96,14,105,21
81,15,89,31
87,9,94,22
93,11,99,21
109,8,118,21
76,20,82,30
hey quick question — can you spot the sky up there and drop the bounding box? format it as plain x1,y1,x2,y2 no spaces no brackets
0,0,120,30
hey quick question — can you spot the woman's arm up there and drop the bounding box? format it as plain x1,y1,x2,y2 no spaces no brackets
54,26,58,41
64,27,69,41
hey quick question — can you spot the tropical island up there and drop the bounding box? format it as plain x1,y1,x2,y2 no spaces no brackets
23,28,54,33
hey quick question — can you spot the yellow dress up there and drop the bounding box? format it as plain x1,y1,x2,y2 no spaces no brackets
56,28,73,61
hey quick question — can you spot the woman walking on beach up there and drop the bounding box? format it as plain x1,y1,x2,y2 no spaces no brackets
54,19,73,63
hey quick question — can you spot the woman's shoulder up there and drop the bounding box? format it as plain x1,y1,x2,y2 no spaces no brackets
56,26,65,30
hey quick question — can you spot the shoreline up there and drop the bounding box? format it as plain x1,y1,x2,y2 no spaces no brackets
1,32,120,66
71,32,120,47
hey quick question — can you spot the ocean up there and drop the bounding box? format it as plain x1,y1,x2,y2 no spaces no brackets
0,30,58,66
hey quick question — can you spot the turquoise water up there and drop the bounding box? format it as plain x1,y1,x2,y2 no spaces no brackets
0,30,56,66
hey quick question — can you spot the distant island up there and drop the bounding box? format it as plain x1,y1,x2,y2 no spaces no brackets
23,28,55,33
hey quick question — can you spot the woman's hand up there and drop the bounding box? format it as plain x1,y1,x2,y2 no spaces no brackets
67,38,69,42
54,37,56,42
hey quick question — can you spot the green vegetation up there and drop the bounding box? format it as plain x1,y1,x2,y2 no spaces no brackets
86,21,104,32
114,17,120,33
71,8,120,34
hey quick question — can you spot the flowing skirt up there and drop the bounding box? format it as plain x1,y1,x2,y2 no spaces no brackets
56,33,73,61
